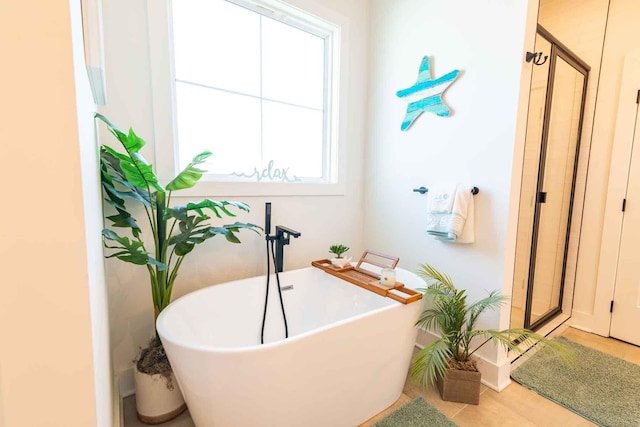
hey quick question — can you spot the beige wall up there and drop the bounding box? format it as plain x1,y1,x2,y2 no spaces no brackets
534,0,609,331
0,0,104,425
511,33,550,327
512,0,609,327
510,0,640,338
511,0,609,327
572,0,640,333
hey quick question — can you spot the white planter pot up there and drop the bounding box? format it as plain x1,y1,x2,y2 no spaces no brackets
134,368,187,424
331,257,352,268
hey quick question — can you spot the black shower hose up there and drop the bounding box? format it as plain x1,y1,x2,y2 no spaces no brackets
260,238,289,344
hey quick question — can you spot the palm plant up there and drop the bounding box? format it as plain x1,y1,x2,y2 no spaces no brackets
97,113,260,347
411,264,571,388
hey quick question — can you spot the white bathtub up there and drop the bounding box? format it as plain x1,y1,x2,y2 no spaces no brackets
156,265,424,427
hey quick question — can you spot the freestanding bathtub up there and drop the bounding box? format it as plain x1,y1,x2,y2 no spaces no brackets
156,265,424,427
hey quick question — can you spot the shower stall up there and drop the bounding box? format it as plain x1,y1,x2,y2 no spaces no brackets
511,25,590,330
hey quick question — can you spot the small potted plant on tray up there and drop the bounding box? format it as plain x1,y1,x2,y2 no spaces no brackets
411,264,571,405
329,244,351,268
97,113,260,423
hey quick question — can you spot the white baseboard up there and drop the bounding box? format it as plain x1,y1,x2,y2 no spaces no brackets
537,314,571,337
568,310,597,334
567,322,593,334
113,374,123,427
477,355,511,392
112,368,135,427
119,367,135,398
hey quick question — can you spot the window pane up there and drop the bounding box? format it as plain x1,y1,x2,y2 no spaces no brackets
261,17,325,109
172,0,260,96
175,82,261,174
262,100,324,179
169,0,336,187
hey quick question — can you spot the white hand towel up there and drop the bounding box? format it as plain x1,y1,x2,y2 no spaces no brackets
426,183,459,240
426,184,475,243
455,189,475,243
426,182,457,213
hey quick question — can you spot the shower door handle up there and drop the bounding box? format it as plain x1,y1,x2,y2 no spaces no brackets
537,192,547,204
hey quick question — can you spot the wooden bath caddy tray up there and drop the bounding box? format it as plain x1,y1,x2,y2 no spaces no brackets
311,250,422,305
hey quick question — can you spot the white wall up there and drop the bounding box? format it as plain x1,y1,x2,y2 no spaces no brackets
98,0,371,393
69,0,114,424
0,0,108,425
365,0,534,390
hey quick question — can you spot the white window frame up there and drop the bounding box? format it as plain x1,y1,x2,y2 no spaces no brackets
147,0,346,196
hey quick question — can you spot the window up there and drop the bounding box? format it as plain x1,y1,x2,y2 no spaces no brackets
150,0,342,195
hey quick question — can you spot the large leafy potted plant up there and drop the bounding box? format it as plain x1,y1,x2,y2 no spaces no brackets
97,113,260,424
411,264,570,405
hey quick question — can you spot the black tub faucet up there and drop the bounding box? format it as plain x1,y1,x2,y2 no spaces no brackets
273,225,301,273
264,202,301,272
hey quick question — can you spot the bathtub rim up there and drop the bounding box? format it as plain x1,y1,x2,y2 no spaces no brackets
156,266,424,354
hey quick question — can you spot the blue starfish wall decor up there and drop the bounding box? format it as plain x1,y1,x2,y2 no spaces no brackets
396,56,460,131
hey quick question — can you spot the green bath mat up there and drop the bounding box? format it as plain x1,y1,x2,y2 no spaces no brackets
511,336,640,427
372,396,457,427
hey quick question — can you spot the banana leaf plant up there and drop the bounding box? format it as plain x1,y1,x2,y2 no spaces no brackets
97,113,260,344
411,264,572,388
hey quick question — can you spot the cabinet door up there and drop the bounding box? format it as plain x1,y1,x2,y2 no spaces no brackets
610,106,640,346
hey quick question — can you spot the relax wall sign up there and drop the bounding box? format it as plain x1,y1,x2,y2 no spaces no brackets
231,160,301,182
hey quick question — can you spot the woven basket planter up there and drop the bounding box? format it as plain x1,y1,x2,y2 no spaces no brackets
436,368,482,405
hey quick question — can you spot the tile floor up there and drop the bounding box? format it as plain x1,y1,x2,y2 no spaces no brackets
123,327,640,426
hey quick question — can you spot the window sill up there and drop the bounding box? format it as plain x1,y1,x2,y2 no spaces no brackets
167,180,346,197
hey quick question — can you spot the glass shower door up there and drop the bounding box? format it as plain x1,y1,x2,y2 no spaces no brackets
528,56,586,327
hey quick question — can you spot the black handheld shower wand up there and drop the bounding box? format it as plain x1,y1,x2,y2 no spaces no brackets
261,201,289,344
265,202,272,238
